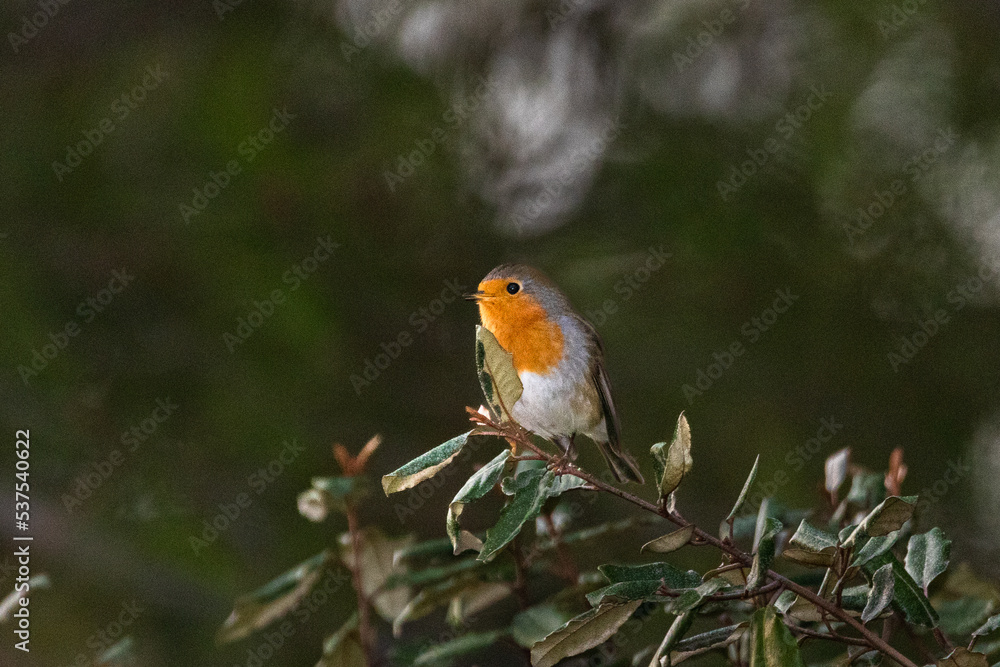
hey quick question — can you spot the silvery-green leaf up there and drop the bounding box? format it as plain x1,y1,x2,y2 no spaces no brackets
475,325,522,420
382,431,472,495
824,448,850,496
316,613,364,667
446,449,511,555
972,613,1000,638
478,467,554,561
217,550,332,644
853,531,902,568
598,562,701,588
748,606,805,667
512,603,577,648
905,527,952,595
530,600,643,667
640,525,696,554
650,413,692,498
338,528,413,622
748,517,782,590
413,630,503,666
844,496,917,545
936,647,989,667
863,552,938,627
726,456,760,523
862,563,895,623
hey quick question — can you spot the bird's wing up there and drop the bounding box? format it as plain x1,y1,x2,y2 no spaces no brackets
575,315,621,447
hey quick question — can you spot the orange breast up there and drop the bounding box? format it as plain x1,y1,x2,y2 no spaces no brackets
478,293,564,374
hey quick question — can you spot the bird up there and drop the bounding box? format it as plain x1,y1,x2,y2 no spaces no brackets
466,264,644,483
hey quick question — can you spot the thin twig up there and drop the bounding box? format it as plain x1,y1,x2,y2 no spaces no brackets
789,624,871,647
345,500,374,667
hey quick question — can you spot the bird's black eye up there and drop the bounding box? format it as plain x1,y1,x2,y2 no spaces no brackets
506,282,520,295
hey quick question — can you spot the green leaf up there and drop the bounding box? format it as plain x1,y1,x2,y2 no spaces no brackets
476,325,523,420
299,476,368,522
382,431,473,495
649,609,695,667
640,525,696,554
446,581,512,627
392,576,477,637
512,603,577,648
864,552,938,627
862,563,895,623
748,517,782,590
853,531,902,568
217,550,332,644
748,606,805,667
936,598,996,637
586,580,663,606
784,520,838,568
824,448,850,496
338,528,413,622
316,613,365,667
413,630,502,666
906,528,952,595
844,496,918,546
789,520,838,551
973,613,1000,638
478,467,554,561
650,413,693,498
846,471,887,508
598,562,702,588
726,455,760,523
662,578,729,614
446,449,512,555
937,647,990,667
530,600,643,667
669,624,747,665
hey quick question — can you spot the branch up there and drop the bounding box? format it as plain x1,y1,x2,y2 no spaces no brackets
345,499,374,667
476,413,923,667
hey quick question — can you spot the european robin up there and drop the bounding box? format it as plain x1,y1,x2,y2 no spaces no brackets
467,264,644,484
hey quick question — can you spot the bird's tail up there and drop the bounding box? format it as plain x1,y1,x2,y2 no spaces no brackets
597,440,644,484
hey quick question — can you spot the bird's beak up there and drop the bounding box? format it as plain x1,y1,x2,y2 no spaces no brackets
464,290,486,302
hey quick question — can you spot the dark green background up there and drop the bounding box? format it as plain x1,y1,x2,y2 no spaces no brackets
2,0,999,664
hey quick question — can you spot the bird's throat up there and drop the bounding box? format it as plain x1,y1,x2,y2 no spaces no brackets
479,303,564,374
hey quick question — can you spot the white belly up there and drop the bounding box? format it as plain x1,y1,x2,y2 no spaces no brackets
511,367,600,440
